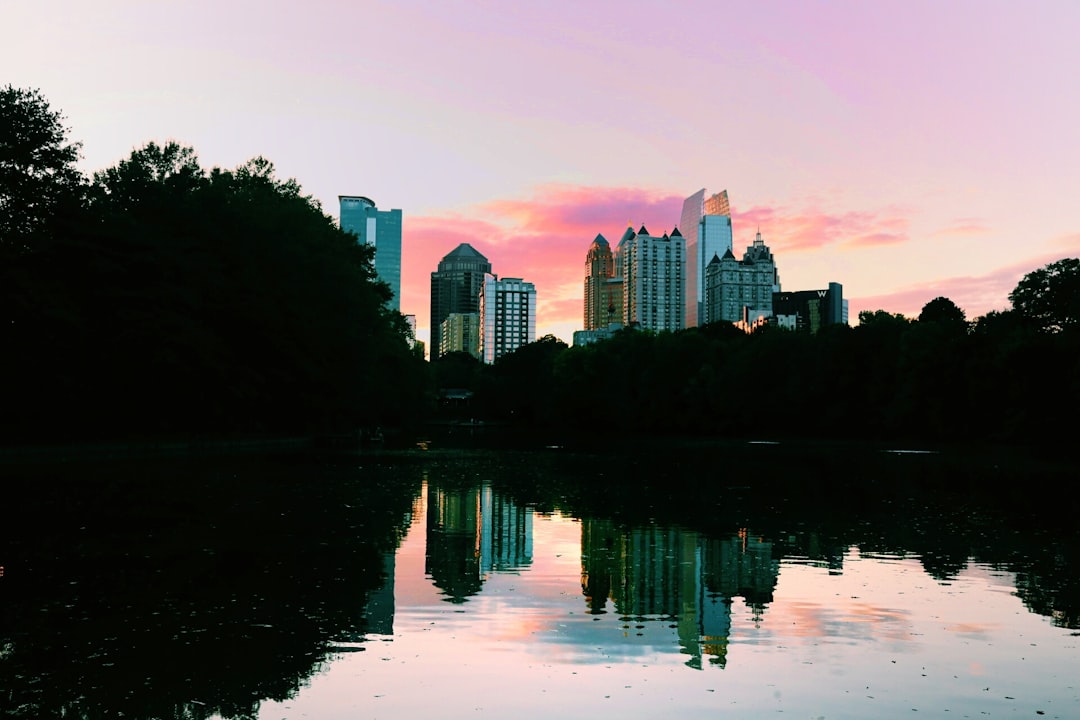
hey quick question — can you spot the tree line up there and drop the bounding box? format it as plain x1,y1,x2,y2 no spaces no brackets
4,85,1077,447
435,264,1079,446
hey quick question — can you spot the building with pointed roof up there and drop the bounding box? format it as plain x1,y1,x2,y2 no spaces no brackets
703,229,780,325
614,224,685,332
584,234,624,331
430,243,492,361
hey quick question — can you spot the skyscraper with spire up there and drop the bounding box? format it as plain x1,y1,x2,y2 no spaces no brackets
703,228,779,325
584,234,623,331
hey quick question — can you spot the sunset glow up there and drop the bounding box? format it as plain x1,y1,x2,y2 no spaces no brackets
7,1,1079,347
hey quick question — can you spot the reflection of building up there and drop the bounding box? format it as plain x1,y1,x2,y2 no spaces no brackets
426,484,483,603
772,282,845,333
425,483,534,602
339,196,402,310
430,244,492,362
584,234,624,331
703,229,780,325
616,225,685,332
580,522,780,669
439,312,480,358
363,550,396,635
480,486,533,574
682,189,734,327
479,275,536,364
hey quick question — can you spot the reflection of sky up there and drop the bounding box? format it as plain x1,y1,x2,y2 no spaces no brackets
255,494,1080,720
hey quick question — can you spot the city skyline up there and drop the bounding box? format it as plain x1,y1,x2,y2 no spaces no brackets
7,1,1079,348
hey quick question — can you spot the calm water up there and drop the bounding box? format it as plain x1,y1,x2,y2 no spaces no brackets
1,443,1077,719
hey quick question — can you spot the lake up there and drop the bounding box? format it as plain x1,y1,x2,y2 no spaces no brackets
1,441,1077,719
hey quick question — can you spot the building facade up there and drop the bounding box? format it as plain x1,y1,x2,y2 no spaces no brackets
584,234,624,331
439,312,481,358
339,196,402,310
616,224,685,332
681,189,733,327
703,229,780,325
772,282,845,333
430,243,492,362
479,275,536,364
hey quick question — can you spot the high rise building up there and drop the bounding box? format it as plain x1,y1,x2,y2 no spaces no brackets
681,189,733,327
439,312,481,359
615,224,685,332
479,275,536,364
584,234,623,331
339,196,402,310
703,229,780,325
430,243,492,362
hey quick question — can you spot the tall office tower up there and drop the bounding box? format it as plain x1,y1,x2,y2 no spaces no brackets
615,224,685,332
339,196,403,310
681,189,734,327
479,275,536,364
430,243,492,362
703,229,780,325
584,234,623,331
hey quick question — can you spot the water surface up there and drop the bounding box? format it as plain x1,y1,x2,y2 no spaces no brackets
1,444,1077,719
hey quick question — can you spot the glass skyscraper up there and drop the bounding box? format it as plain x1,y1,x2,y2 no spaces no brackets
339,196,402,311
681,189,733,327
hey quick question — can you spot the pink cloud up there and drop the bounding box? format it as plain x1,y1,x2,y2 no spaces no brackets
849,253,1071,320
931,218,992,237
482,185,684,237
732,205,910,252
403,185,683,343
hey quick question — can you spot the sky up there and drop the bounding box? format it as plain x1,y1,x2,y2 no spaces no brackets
7,1,1080,348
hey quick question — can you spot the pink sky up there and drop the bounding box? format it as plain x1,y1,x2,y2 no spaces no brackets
7,1,1080,347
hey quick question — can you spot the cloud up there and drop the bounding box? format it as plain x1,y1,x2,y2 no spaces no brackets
403,185,684,343
402,183,1075,344
732,205,910,252
849,253,1072,320
482,184,684,237
930,217,991,237
1052,231,1080,252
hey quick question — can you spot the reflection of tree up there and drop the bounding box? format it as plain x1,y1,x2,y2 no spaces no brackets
0,455,419,720
498,444,1080,632
1006,543,1080,630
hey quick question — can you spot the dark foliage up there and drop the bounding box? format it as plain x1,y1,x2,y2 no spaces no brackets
1,89,429,442
0,85,84,257
431,279,1078,446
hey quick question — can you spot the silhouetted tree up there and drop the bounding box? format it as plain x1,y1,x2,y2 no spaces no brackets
1009,258,1080,333
2,130,427,441
0,85,83,256
918,296,967,326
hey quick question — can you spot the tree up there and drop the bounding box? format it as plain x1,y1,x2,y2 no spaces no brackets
858,309,910,327
918,296,967,326
0,85,83,255
1008,258,1080,333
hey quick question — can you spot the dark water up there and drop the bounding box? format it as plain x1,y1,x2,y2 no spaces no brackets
1,443,1077,719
